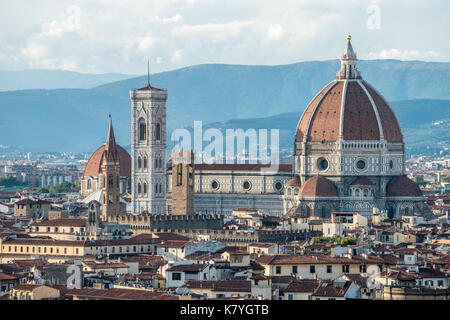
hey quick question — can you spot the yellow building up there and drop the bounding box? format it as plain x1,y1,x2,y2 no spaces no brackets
11,284,60,300
256,254,388,280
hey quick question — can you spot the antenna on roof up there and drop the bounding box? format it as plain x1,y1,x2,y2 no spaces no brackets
147,59,150,86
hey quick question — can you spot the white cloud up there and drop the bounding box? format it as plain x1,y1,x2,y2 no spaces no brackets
0,0,447,73
154,14,184,24
267,24,283,41
367,49,441,60
21,42,48,60
172,20,254,43
171,50,183,63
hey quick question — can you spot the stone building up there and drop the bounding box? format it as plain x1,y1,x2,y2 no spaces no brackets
170,150,195,215
167,164,292,216
13,198,51,219
130,79,168,215
283,35,426,218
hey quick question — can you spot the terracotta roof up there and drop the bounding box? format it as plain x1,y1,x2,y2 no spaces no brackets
64,288,177,300
15,199,51,205
285,175,301,187
311,280,352,297
0,273,23,281
350,177,375,186
83,144,131,177
31,218,86,228
298,175,338,197
386,176,423,197
135,84,165,91
167,263,208,272
295,80,403,143
285,279,320,293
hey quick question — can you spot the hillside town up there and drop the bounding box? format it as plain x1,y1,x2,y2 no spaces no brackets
1,35,449,302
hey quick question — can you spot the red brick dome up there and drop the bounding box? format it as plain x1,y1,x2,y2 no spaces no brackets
298,175,338,197
386,176,423,197
83,144,131,177
285,175,301,187
295,80,403,144
350,177,375,186
295,37,403,145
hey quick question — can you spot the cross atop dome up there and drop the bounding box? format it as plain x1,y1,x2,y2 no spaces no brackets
336,33,361,80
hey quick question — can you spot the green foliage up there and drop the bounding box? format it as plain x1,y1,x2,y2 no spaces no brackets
0,176,26,188
313,235,357,246
48,181,77,193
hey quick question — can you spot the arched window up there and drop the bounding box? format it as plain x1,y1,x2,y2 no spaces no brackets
138,183,142,194
143,157,148,169
138,156,142,169
155,122,161,141
138,118,146,141
87,179,92,190
159,158,162,169
155,184,158,194
108,175,114,188
143,183,147,194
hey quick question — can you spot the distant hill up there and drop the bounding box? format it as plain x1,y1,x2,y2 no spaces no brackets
0,60,448,152
0,69,136,91
196,99,450,156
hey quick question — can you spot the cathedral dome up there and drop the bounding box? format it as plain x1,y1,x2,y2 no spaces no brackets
285,175,301,187
298,175,338,197
295,37,403,144
83,144,131,177
350,177,375,186
386,176,423,197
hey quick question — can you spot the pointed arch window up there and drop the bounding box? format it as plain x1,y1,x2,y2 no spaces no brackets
143,183,147,194
138,118,146,141
143,156,148,169
87,179,92,190
138,156,142,169
138,183,142,195
155,122,161,141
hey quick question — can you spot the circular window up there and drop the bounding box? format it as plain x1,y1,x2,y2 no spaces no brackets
274,181,283,191
243,181,251,191
211,180,219,190
355,159,367,171
317,157,329,171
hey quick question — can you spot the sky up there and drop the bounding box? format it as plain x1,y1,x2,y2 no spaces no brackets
0,0,448,74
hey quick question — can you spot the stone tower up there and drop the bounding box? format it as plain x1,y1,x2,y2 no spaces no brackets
87,200,101,236
171,150,195,215
101,117,121,219
130,76,168,214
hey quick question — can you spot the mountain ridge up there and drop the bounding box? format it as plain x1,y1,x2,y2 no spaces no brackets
0,60,449,152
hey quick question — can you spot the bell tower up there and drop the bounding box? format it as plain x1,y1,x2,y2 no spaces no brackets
101,117,121,219
130,66,168,214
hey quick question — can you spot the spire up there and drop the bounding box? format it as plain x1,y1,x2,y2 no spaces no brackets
104,115,119,163
336,33,361,80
